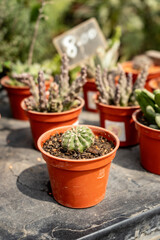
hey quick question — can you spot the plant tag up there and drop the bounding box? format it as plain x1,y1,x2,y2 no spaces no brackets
105,120,126,142
87,91,97,109
53,18,106,68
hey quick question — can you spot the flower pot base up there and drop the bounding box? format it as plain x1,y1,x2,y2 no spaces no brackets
48,164,110,208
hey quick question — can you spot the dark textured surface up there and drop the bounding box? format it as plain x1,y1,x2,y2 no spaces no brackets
0,90,160,240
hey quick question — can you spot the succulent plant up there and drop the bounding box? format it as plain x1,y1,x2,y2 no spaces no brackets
6,61,52,87
135,88,160,129
62,126,95,153
85,27,121,78
95,64,148,107
24,54,87,112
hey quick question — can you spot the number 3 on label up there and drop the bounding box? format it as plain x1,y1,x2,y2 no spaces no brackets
62,35,77,58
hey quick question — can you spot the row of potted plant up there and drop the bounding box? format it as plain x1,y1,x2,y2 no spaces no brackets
1,53,120,208
1,53,160,209
83,53,160,113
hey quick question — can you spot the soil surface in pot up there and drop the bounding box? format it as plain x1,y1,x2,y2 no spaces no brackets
43,133,115,160
138,114,160,130
138,114,150,126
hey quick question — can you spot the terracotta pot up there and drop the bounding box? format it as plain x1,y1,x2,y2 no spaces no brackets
83,78,98,112
44,77,53,90
37,125,119,208
132,109,160,175
122,61,160,91
96,98,139,147
21,97,84,149
148,78,160,92
1,76,53,120
1,76,30,120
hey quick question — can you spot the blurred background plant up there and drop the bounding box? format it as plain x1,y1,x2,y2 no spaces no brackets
62,0,160,61
85,26,121,78
0,0,160,79
0,0,71,78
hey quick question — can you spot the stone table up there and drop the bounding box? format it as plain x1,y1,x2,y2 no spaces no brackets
0,90,160,240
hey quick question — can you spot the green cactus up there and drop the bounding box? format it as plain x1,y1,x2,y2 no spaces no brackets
95,64,148,107
135,88,160,129
62,126,95,153
25,53,87,112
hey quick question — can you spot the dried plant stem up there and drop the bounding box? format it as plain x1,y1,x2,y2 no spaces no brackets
27,0,45,66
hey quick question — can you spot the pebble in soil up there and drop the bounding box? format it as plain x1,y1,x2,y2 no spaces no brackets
43,133,115,160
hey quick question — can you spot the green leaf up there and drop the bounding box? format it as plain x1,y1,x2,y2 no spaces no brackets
30,4,41,22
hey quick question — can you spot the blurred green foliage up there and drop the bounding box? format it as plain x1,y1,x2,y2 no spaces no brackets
0,0,71,65
0,0,160,76
62,0,160,61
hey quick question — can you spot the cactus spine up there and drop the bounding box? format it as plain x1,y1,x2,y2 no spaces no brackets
135,88,160,129
62,126,95,153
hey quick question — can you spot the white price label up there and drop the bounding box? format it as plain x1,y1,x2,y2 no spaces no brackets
105,120,126,142
87,91,96,110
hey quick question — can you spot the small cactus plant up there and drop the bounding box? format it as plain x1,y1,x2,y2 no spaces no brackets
62,126,95,153
95,64,148,106
24,54,87,112
135,88,160,129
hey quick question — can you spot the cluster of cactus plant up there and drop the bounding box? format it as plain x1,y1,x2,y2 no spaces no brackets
95,64,148,106
24,54,87,112
135,88,160,129
62,126,95,153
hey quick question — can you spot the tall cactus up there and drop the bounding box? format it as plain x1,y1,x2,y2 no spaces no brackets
62,126,95,153
38,71,47,112
95,64,148,107
59,53,69,98
129,65,148,105
135,88,160,129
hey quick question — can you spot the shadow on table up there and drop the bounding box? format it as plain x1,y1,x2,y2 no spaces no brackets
113,145,145,172
7,127,34,149
16,164,56,203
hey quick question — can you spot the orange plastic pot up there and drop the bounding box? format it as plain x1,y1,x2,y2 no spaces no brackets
132,109,160,175
44,77,53,90
1,76,30,120
21,97,84,149
83,78,98,112
96,98,139,147
37,125,119,208
122,61,160,91
148,78,160,92
1,76,53,121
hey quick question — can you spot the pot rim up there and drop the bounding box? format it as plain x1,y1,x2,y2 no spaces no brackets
37,124,120,163
148,78,160,89
86,77,95,83
95,93,139,110
132,109,160,133
1,76,30,90
122,61,160,75
21,96,85,116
